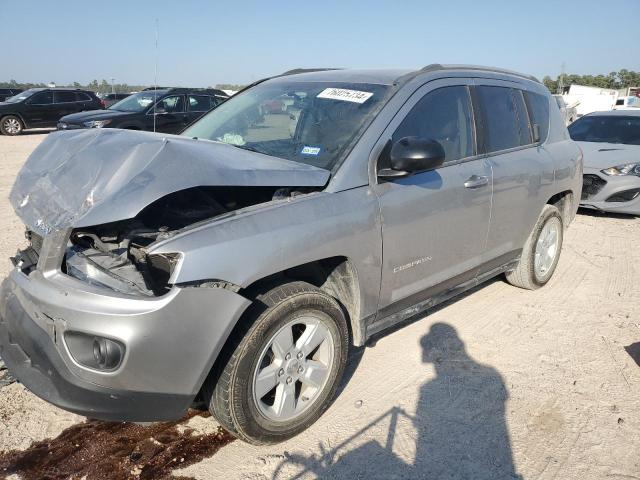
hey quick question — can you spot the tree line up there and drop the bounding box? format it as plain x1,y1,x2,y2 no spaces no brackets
543,69,640,93
3,71,638,96
0,79,246,94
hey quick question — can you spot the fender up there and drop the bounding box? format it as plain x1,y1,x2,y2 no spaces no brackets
149,186,383,323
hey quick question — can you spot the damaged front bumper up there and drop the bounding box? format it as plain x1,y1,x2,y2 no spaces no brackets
580,167,640,215
0,237,251,421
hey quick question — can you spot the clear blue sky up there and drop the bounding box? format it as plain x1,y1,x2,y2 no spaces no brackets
1,0,638,87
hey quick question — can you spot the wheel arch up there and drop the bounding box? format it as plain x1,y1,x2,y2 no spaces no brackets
0,112,27,129
241,256,363,345
546,190,575,227
196,256,363,406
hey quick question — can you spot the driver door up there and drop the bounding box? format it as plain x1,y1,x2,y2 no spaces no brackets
373,79,493,320
23,90,55,126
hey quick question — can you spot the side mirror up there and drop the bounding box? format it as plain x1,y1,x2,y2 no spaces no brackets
154,106,167,115
378,137,445,179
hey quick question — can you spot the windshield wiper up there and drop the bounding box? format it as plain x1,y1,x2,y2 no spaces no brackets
231,144,264,155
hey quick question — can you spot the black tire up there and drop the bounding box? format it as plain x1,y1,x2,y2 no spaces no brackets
506,204,563,290
204,281,349,445
0,115,23,136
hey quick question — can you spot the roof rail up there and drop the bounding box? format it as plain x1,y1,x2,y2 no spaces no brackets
280,68,343,76
418,64,540,83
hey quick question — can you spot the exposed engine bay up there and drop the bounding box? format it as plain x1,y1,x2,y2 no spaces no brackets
22,186,316,297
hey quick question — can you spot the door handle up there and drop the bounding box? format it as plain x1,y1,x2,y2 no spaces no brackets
464,175,489,189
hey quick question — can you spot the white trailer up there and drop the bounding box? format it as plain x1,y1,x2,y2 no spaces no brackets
563,84,619,117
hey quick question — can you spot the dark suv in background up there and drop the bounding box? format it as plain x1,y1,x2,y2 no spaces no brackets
0,88,24,102
57,88,229,134
0,88,103,135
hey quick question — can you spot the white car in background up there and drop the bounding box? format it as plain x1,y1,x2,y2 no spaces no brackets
569,110,640,215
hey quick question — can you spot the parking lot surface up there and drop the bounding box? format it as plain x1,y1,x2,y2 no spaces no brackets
0,133,638,479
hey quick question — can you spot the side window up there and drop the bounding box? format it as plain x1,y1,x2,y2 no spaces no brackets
513,90,532,145
476,86,523,152
54,91,77,103
188,95,212,112
210,96,224,108
158,95,184,113
76,92,92,102
28,91,53,105
392,86,475,162
524,92,550,143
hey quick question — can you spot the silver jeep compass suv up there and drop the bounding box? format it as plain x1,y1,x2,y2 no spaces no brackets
0,65,582,444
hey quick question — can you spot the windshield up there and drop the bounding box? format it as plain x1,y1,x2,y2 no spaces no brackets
568,115,640,145
4,88,40,103
182,80,390,170
109,90,164,112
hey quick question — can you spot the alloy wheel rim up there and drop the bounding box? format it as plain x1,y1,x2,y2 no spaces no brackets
534,217,561,280
3,118,20,134
252,314,335,422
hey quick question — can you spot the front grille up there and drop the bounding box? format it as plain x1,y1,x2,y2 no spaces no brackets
582,174,607,200
606,188,640,203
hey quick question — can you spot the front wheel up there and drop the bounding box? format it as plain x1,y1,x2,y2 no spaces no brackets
204,281,349,445
0,115,23,135
506,205,564,290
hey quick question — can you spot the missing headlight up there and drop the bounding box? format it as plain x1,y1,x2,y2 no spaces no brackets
145,252,182,292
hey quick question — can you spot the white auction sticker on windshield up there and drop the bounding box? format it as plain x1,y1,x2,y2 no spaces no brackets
317,88,373,104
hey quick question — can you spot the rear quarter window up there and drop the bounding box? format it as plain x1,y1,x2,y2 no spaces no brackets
524,91,550,143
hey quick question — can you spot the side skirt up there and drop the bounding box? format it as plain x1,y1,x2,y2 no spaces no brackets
364,256,520,340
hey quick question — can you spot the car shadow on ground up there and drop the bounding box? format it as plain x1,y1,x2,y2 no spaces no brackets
272,321,523,480
624,342,640,367
577,207,638,221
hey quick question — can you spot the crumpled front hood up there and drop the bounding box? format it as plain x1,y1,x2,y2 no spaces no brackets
11,128,330,235
577,141,640,169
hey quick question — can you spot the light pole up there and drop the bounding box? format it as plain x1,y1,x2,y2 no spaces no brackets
111,77,115,94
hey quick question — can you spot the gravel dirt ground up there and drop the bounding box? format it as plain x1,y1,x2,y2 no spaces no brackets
0,133,638,479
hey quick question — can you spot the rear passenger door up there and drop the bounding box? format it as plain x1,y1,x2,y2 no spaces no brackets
53,91,82,122
474,81,555,270
374,80,493,321
186,95,214,126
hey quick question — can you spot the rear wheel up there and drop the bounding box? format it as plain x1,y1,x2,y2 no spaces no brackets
204,281,349,445
0,116,23,135
506,204,563,290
